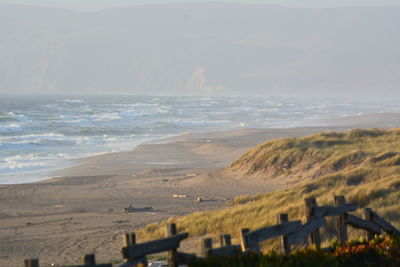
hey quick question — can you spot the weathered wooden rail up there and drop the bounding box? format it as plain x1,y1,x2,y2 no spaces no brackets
24,195,400,267
238,195,399,255
120,224,190,267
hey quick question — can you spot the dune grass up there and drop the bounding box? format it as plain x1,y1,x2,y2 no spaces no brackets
138,128,400,251
229,128,400,179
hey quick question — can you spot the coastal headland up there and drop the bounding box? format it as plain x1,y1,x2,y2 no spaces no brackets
0,113,399,266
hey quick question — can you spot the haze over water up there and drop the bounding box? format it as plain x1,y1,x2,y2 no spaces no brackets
1,95,399,184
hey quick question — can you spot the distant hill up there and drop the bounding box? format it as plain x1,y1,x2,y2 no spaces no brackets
1,3,400,96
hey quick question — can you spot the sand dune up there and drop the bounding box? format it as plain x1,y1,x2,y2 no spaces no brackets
0,114,399,266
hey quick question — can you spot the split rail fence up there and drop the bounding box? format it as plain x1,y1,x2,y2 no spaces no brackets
24,195,400,267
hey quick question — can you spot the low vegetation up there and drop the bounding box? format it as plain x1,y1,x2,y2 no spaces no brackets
229,128,400,179
138,129,400,251
188,236,400,267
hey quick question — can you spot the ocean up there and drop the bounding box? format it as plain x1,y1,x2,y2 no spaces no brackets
1,95,399,184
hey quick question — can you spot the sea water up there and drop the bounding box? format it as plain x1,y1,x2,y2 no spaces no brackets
1,94,399,184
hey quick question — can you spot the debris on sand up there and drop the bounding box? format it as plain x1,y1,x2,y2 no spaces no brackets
172,194,187,198
113,220,128,224
123,204,153,213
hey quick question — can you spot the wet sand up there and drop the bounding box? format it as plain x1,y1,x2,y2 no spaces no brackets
0,113,399,266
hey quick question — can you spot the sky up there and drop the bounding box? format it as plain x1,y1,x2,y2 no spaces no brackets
1,1,399,96
2,0,400,11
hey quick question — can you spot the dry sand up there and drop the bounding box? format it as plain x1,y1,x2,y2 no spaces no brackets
1,113,399,266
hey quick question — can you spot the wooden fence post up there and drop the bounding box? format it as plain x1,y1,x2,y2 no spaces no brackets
24,259,39,267
363,208,375,241
240,228,250,251
123,232,136,247
219,234,232,246
83,254,95,265
122,232,136,262
304,197,321,248
334,196,348,244
201,238,213,257
166,223,178,267
277,213,290,254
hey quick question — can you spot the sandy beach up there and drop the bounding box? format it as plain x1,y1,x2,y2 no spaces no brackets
1,113,400,266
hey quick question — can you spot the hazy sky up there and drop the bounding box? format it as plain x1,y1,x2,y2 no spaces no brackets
1,2,399,96
2,0,400,11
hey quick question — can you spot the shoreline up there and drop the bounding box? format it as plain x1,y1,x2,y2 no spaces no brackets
41,111,400,183
0,113,399,265
4,112,400,186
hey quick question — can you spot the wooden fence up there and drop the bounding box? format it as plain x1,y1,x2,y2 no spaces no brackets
24,195,400,267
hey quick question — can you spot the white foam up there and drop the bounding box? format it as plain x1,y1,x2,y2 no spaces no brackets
60,99,86,104
0,133,64,142
62,119,92,125
0,154,46,172
110,103,158,108
0,133,98,148
7,112,31,122
89,113,122,122
0,123,22,132
0,153,74,173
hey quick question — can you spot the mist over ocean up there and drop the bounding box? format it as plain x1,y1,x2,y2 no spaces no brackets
1,94,399,184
